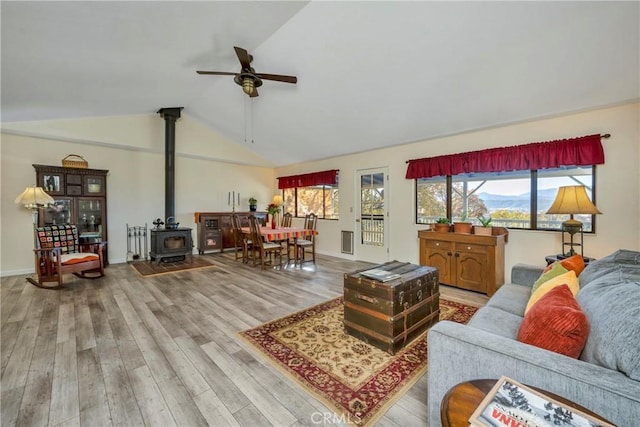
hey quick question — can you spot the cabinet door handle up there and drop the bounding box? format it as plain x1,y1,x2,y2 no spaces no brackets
447,251,452,256
455,252,460,257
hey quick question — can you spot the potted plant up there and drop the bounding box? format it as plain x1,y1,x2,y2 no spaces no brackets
474,215,493,236
453,214,473,234
433,217,451,233
248,197,257,212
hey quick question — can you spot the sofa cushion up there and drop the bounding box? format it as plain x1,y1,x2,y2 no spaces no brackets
467,306,523,339
58,253,99,265
580,249,640,289
542,254,586,277
518,285,589,358
577,273,640,380
525,270,579,314
485,283,531,316
532,261,568,294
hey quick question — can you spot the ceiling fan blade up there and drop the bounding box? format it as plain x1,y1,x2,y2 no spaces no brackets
256,73,297,84
196,71,238,76
234,46,252,69
250,87,259,97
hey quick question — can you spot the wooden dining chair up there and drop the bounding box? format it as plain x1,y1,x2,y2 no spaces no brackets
281,212,292,227
248,215,284,270
295,213,317,265
231,213,250,262
279,212,295,261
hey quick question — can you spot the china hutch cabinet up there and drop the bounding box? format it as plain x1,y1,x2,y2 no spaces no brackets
194,211,267,254
33,164,109,264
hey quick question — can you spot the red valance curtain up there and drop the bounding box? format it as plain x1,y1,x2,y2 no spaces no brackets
405,134,605,180
278,169,339,189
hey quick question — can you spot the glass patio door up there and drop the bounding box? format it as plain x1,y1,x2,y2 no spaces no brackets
356,168,388,263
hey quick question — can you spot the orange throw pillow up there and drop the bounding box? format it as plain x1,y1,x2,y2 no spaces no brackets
518,285,589,358
543,254,585,277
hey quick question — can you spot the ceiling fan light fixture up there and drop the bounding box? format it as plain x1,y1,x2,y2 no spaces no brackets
198,46,296,97
242,77,254,95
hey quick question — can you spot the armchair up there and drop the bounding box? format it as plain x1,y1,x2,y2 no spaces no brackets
29,224,106,289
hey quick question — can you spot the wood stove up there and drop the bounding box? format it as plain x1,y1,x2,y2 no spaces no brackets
150,228,193,264
149,107,194,264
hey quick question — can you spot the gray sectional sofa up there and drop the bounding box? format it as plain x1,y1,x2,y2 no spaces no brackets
427,250,640,426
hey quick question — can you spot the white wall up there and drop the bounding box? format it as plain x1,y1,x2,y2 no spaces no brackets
2,103,638,277
275,103,640,274
1,113,276,275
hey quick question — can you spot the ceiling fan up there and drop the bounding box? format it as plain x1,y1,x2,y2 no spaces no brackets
197,46,297,97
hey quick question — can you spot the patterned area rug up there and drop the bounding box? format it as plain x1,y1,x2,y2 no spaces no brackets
239,296,477,426
130,256,215,277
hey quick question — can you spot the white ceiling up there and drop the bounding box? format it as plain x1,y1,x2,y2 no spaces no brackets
2,1,638,167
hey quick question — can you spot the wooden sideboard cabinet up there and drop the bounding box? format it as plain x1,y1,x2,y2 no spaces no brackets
194,211,267,254
418,227,508,296
33,164,109,264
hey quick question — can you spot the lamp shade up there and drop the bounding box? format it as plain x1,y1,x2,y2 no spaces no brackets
242,77,254,95
15,186,54,209
546,185,602,215
272,194,283,206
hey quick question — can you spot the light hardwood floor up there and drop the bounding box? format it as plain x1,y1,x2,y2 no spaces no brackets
1,253,488,426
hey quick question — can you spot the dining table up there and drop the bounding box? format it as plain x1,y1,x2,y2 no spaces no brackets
240,226,318,265
241,226,318,242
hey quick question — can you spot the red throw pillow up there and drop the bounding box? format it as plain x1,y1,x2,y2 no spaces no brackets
543,254,585,277
517,285,589,358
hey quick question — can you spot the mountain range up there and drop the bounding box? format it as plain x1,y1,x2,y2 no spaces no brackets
477,188,559,212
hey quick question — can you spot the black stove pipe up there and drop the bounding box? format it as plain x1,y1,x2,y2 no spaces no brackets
157,107,183,225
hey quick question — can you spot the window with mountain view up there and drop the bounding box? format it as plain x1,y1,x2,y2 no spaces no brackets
416,166,596,231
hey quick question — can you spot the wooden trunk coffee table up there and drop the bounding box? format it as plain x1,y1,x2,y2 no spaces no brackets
343,261,439,354
441,379,612,427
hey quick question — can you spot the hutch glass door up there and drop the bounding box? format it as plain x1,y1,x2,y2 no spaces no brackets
77,198,104,243
41,199,73,226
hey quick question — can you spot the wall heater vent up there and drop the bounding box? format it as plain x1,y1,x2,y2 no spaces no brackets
341,230,354,254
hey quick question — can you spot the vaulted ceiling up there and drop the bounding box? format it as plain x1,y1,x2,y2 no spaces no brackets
2,1,638,167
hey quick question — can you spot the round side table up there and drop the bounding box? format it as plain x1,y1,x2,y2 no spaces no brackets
440,379,612,427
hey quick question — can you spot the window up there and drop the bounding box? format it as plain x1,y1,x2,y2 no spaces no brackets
282,177,339,220
538,167,595,232
416,176,447,223
416,166,596,231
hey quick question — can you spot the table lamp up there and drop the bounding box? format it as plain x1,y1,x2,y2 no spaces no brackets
15,185,55,227
16,186,55,283
272,194,283,225
546,185,601,256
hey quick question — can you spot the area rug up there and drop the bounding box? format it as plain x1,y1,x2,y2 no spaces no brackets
239,296,478,426
130,256,215,277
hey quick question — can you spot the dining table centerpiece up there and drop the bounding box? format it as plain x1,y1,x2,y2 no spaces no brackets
267,203,280,229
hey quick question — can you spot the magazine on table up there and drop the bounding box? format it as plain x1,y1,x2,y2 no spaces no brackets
469,376,615,427
360,268,401,282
